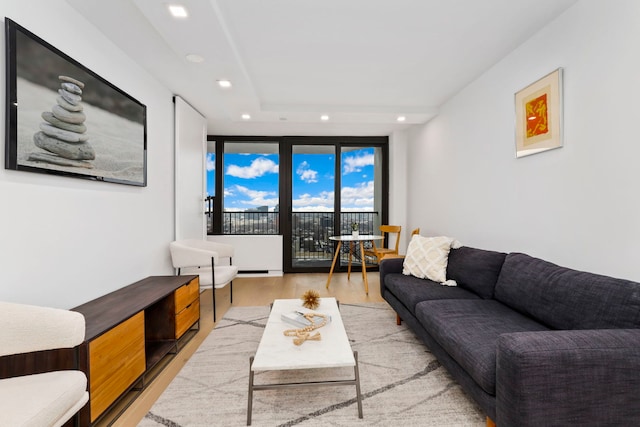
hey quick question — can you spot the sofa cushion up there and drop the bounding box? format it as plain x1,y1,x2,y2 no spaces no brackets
415,299,549,395
0,370,88,427
494,253,640,330
446,246,507,299
403,235,454,282
384,273,480,315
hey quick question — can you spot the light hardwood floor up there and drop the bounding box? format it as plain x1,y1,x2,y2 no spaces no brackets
101,272,385,426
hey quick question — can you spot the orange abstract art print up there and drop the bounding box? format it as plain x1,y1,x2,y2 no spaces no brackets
515,69,563,158
526,92,548,138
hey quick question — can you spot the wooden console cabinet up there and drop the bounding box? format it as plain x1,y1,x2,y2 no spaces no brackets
72,275,199,425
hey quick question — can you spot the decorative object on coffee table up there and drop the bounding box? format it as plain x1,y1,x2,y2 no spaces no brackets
301,289,320,309
283,311,329,346
351,222,359,237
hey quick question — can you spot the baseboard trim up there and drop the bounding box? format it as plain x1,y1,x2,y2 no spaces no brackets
238,270,284,278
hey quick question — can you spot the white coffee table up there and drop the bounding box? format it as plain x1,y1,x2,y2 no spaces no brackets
247,297,363,425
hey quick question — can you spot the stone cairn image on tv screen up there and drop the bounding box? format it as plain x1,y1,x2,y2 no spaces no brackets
29,75,95,169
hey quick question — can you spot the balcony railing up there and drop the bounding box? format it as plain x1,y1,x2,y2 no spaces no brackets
291,211,378,267
206,197,280,235
205,198,379,267
224,211,280,235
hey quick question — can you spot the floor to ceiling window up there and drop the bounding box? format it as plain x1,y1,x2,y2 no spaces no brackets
207,136,387,272
223,141,279,234
290,144,336,269
205,139,215,234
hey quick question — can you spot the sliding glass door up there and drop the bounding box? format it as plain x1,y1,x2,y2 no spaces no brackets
207,135,388,273
284,139,387,272
289,144,336,269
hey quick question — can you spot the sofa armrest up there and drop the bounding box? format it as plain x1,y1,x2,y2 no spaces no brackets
0,302,85,357
496,329,640,426
379,257,404,296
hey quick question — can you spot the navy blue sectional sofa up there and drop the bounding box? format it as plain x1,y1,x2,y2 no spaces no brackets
380,246,640,426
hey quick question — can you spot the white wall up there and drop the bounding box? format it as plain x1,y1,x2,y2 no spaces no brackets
0,0,175,308
208,235,283,276
174,96,207,241
407,0,640,281
388,130,411,253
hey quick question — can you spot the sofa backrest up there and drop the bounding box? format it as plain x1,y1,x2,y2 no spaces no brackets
494,253,640,330
446,246,507,299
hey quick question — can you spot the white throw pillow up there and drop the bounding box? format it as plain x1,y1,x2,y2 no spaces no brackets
403,235,454,283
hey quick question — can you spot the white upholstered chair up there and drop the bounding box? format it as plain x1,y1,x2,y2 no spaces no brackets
0,301,88,427
169,239,238,322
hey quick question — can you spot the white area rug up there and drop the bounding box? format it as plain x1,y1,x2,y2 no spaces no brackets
139,303,484,426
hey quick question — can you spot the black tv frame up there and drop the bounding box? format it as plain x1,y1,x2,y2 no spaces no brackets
4,17,147,186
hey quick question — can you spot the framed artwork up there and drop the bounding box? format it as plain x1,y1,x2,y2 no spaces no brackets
5,18,147,186
514,68,563,158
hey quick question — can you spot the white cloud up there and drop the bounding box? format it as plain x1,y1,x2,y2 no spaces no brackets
292,205,335,212
293,191,334,211
343,153,374,174
296,161,318,183
226,157,279,178
290,180,374,211
233,185,278,207
340,206,374,212
341,181,374,209
206,153,215,172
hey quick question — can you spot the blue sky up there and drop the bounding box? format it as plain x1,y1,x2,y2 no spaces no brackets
206,147,375,212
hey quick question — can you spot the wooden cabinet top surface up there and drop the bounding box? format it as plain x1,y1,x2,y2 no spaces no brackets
72,275,198,341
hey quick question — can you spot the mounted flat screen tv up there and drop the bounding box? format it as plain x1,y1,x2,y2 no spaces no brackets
4,18,147,186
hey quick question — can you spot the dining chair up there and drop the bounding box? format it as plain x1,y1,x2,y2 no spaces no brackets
169,239,238,322
363,225,402,263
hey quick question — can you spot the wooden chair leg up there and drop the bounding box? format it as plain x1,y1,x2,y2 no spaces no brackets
486,416,496,427
396,314,402,325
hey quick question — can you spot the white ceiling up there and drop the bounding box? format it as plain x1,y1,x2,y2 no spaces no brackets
66,0,578,136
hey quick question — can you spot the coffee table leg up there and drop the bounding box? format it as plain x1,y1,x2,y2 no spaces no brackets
247,356,254,425
354,351,363,418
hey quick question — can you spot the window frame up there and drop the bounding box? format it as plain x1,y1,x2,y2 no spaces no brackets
206,135,388,242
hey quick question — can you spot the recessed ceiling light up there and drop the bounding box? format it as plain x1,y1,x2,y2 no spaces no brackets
397,116,406,122
168,5,188,18
241,114,251,120
185,54,204,63
217,79,232,88
320,115,329,121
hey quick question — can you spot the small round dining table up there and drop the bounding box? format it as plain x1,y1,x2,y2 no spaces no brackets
325,234,384,295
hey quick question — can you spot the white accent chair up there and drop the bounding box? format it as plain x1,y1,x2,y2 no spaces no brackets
169,239,238,322
0,301,88,427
